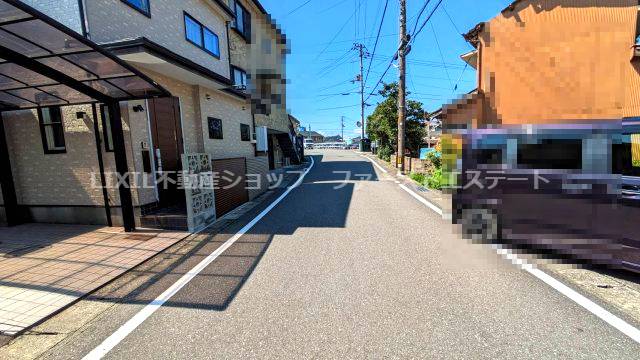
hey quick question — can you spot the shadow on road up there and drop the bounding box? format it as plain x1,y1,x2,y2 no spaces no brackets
84,154,378,311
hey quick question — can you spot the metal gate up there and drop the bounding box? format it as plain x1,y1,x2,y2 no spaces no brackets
212,157,249,217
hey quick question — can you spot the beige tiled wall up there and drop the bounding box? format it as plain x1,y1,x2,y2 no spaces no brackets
4,106,107,206
197,86,255,160
2,103,152,209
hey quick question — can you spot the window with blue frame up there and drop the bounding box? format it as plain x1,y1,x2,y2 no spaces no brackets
184,13,220,58
232,66,247,91
122,0,150,16
203,28,220,57
233,1,251,40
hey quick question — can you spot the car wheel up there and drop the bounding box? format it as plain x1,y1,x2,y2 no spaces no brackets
461,207,501,243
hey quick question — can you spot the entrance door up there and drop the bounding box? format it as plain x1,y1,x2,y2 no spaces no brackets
148,97,184,207
212,157,249,217
267,134,275,170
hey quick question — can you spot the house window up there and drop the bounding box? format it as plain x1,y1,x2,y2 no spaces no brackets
636,5,640,45
517,139,582,170
240,123,251,141
613,133,640,177
232,67,247,90
100,105,114,152
184,13,220,57
233,1,251,40
208,117,223,139
38,106,66,154
203,28,220,56
473,148,503,165
122,0,150,16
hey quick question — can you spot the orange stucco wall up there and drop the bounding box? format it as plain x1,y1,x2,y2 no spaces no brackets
476,0,639,125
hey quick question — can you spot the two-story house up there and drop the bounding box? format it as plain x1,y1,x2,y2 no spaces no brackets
445,0,640,128
228,0,302,170
0,0,290,232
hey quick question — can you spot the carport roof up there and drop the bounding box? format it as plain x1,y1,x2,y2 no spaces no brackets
0,0,170,112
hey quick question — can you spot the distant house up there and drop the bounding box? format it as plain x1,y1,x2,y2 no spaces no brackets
300,131,324,144
424,109,443,148
324,135,344,143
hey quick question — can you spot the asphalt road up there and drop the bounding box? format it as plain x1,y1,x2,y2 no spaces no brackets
41,150,640,359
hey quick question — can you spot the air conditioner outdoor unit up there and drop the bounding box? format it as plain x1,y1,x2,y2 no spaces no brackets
255,126,268,152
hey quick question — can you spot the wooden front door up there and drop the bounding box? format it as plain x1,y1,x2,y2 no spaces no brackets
148,97,184,206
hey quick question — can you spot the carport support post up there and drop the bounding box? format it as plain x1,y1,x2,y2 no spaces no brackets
107,102,136,232
0,112,20,226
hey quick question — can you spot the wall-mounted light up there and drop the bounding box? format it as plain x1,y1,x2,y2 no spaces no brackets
133,105,145,112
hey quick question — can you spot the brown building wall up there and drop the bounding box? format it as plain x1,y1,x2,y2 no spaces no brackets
476,0,639,125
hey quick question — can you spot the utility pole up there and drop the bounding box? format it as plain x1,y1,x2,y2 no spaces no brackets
397,0,407,172
425,111,431,148
354,43,366,151
340,115,345,144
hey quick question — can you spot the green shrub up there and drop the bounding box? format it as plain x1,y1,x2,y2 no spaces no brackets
426,168,445,190
426,151,442,169
409,172,426,185
378,145,393,162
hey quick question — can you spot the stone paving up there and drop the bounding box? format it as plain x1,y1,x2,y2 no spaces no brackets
0,224,188,335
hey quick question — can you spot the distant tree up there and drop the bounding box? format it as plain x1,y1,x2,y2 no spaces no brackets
366,82,426,156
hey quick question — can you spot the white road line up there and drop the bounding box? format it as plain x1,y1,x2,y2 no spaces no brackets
398,184,443,216
493,244,640,344
399,179,640,345
83,157,316,360
360,154,388,173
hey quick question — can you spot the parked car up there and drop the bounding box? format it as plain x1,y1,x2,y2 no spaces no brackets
451,120,640,273
304,139,314,149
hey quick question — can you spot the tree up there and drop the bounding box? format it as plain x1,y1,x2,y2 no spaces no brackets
366,82,426,156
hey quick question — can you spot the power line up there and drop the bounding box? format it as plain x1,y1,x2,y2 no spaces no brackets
317,104,361,111
286,0,313,16
316,79,353,92
316,50,357,77
441,4,462,36
410,0,432,36
314,1,364,61
363,0,446,105
318,0,350,14
411,0,444,42
451,63,469,93
430,22,452,88
364,56,394,103
364,0,389,85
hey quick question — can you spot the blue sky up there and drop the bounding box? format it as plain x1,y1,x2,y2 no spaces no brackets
259,0,512,140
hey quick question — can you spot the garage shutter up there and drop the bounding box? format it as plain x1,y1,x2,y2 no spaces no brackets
212,157,249,217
